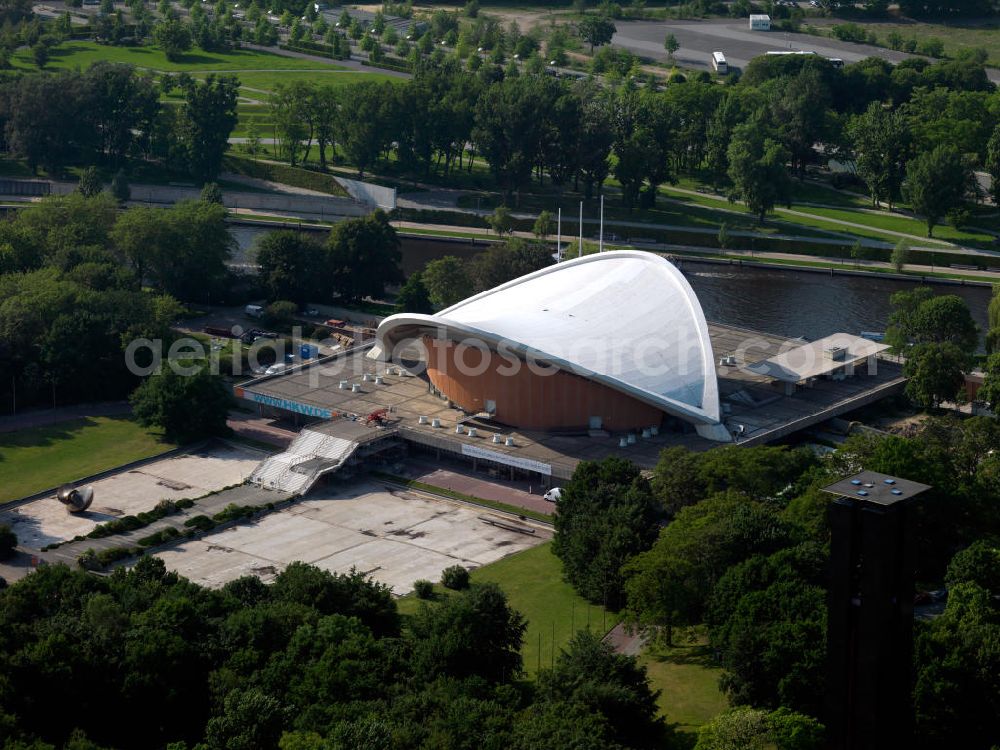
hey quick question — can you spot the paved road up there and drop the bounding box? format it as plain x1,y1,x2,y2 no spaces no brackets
612,18,1000,84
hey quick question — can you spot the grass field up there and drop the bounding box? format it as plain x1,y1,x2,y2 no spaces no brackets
0,416,175,504
638,635,729,736
12,41,345,73
397,542,616,677
823,17,1000,67
396,541,728,736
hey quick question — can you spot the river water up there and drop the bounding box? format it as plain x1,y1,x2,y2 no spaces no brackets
230,225,993,340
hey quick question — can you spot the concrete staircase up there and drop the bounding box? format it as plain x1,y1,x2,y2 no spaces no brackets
249,428,358,495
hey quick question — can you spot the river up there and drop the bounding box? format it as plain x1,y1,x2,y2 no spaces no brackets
229,224,992,340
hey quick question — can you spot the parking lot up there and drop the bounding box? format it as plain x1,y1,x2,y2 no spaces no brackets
611,18,956,77
155,480,550,595
1,443,266,549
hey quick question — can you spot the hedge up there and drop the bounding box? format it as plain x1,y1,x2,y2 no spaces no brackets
280,41,350,60
222,155,350,198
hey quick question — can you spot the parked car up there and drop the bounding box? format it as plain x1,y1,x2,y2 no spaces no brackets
245,304,264,319
543,488,563,503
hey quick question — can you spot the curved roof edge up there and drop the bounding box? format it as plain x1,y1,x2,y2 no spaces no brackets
373,251,721,427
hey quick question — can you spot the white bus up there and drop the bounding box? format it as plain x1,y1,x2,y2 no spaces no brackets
712,51,728,74
764,50,844,67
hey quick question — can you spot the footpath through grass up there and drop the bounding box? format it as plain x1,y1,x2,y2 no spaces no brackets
0,416,175,504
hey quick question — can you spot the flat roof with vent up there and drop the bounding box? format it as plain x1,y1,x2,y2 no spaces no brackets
744,333,890,384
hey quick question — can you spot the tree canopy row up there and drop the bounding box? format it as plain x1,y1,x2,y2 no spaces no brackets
0,64,239,182
264,51,999,232
0,557,678,750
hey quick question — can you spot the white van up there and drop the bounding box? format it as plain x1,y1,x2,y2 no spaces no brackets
543,487,563,503
245,304,264,319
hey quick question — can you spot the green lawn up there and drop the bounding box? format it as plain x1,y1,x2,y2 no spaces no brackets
397,541,728,737
819,18,1000,67
13,41,343,73
639,635,729,736
397,542,615,677
0,416,175,504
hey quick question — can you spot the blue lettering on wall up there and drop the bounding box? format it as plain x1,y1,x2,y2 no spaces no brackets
245,391,332,419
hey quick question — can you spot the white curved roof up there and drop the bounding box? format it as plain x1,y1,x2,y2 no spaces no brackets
374,251,720,426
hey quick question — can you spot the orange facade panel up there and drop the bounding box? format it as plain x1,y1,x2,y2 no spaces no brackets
423,336,664,431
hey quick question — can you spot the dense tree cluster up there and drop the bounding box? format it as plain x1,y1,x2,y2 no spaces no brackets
884,286,980,408
0,65,238,182
0,192,238,412
417,237,554,311
261,51,998,225
253,211,402,305
552,415,1000,746
0,558,670,749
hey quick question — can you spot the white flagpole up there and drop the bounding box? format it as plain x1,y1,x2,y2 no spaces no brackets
556,207,562,261
599,194,604,253
578,201,583,258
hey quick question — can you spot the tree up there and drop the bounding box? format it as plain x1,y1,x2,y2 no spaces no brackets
534,630,664,749
409,583,526,683
422,255,471,310
77,167,103,198
440,564,470,590
325,210,402,303
891,238,910,272
111,200,233,300
625,491,793,645
694,707,824,750
130,366,234,443
200,182,223,204
175,74,239,183
977,351,1000,412
913,582,1000,748
394,272,433,314
532,209,554,239
577,15,615,53
254,231,326,304
110,170,130,204
664,33,679,60
265,300,298,324
204,688,285,750
717,222,730,250
553,458,661,610
885,287,979,355
0,524,16,559
153,18,192,61
487,205,514,236
985,123,1000,207
467,237,554,292
727,121,791,223
848,101,910,209
945,538,1000,593
770,68,831,178
473,76,553,201
703,544,828,716
31,41,49,69
903,342,968,409
905,144,973,237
